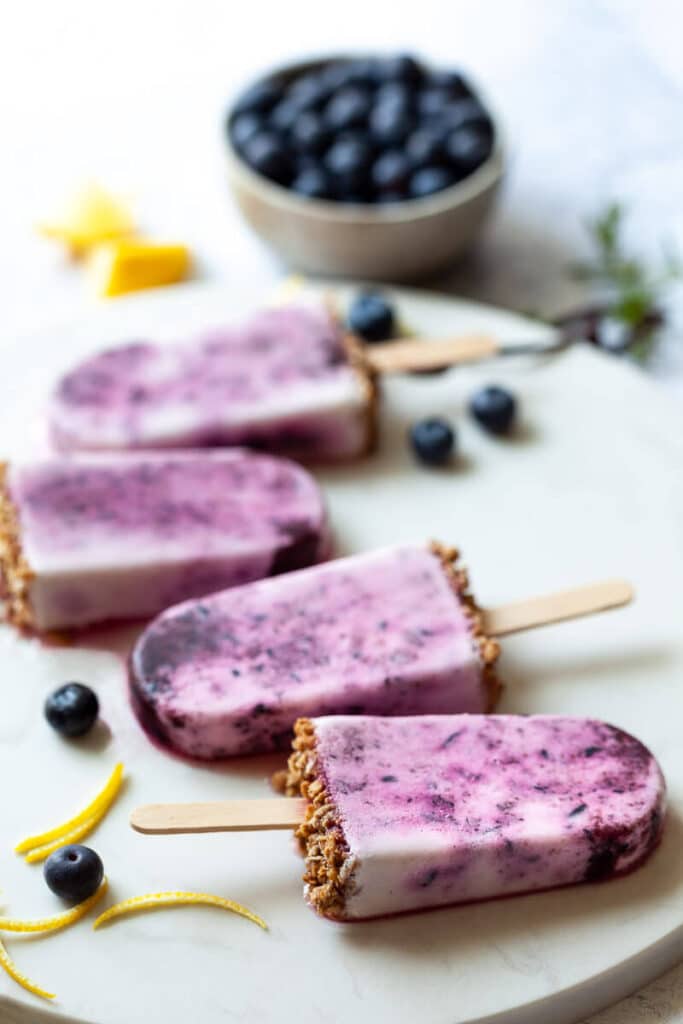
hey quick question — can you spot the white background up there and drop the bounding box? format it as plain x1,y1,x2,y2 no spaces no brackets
1,2,682,1020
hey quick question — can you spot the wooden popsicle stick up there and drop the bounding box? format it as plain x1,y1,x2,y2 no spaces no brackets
482,579,634,637
364,334,500,373
131,798,307,836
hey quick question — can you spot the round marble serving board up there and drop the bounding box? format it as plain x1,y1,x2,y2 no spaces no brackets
0,281,681,1024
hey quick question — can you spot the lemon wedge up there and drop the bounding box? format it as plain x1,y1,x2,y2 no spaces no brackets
93,891,267,931
0,880,107,934
0,938,54,1000
15,763,124,861
90,240,190,297
38,183,135,257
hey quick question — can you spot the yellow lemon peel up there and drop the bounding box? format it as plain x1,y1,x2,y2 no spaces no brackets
0,938,55,1001
93,891,267,931
0,880,107,934
15,763,124,859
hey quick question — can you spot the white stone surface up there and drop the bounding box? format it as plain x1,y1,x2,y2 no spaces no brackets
1,2,682,1020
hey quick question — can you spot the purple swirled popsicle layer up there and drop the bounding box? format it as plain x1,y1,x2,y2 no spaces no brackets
50,304,376,461
0,450,329,631
129,544,499,758
284,714,666,920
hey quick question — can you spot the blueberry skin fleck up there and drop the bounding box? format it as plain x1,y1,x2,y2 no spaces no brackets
44,683,99,738
44,845,104,903
470,385,517,435
347,292,396,342
409,418,455,466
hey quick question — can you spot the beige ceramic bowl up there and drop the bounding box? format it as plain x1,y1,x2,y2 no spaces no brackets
224,57,505,282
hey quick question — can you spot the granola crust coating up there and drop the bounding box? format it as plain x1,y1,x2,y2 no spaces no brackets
0,463,35,630
279,717,356,920
430,540,502,710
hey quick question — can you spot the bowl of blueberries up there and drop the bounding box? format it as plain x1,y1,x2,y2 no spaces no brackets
225,53,504,281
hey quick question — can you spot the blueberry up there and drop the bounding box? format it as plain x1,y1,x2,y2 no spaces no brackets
437,98,492,135
375,191,405,204
233,80,282,117
324,135,373,194
242,132,293,185
336,59,379,89
291,166,334,200
286,72,331,111
377,55,424,85
371,150,411,192
409,166,455,198
324,87,372,131
348,292,396,342
44,683,99,738
290,111,332,155
410,418,455,466
594,316,634,352
470,386,517,435
44,845,104,903
369,101,414,146
406,128,445,167
417,87,454,119
375,82,413,109
426,69,472,99
269,98,301,134
230,113,263,150
444,126,492,173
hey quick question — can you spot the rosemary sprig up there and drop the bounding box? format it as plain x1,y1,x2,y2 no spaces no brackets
570,202,681,360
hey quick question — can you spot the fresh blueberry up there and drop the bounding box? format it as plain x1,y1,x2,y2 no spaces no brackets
369,100,415,146
437,98,492,134
470,386,517,435
286,72,331,111
377,54,424,86
324,135,373,194
426,69,472,99
324,87,372,131
232,80,282,117
44,683,99,738
375,82,413,109
242,132,293,185
410,418,455,466
417,87,454,119
594,316,634,352
269,98,301,134
44,845,104,903
348,292,396,342
409,166,455,198
230,113,263,150
290,111,332,155
338,59,380,88
444,125,492,173
291,166,334,200
371,150,411,192
405,128,445,167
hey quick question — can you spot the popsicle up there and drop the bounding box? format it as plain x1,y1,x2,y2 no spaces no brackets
0,450,329,632
48,302,498,460
131,714,666,921
129,542,632,758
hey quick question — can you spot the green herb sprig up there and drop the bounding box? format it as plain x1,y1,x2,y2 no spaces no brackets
571,202,681,360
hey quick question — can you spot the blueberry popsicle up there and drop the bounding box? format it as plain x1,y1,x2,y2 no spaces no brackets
50,303,378,461
0,450,329,631
131,714,666,922
49,300,497,461
129,540,631,759
281,714,666,919
129,543,499,757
